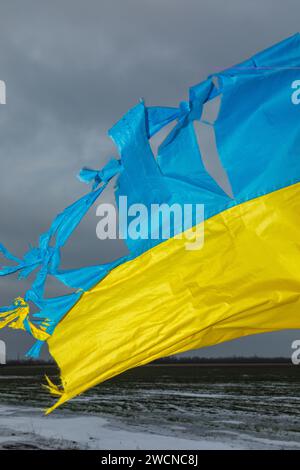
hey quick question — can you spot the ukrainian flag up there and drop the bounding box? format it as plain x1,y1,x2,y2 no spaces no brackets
1,34,300,413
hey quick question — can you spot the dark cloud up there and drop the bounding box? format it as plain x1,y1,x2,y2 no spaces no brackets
0,0,299,357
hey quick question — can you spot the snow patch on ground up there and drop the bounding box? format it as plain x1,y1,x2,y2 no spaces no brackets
0,405,239,450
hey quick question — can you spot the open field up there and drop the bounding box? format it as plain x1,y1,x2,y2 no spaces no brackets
0,364,299,449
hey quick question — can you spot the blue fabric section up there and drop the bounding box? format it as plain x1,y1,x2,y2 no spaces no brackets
109,33,300,259
146,106,180,137
26,290,83,334
109,102,174,255
212,35,300,198
1,34,300,357
78,158,123,189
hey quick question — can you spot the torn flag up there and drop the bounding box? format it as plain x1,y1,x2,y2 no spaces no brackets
1,34,300,413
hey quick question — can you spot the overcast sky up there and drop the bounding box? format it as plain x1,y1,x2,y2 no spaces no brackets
0,0,299,358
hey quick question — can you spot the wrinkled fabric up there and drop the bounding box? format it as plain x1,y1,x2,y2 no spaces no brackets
47,182,300,413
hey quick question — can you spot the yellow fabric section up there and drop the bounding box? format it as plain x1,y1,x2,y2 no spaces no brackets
47,182,300,413
0,297,50,341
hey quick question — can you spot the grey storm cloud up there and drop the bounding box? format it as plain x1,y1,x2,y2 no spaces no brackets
0,0,299,357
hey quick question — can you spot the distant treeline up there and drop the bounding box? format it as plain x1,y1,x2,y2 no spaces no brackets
6,359,55,366
152,356,291,364
6,356,291,366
